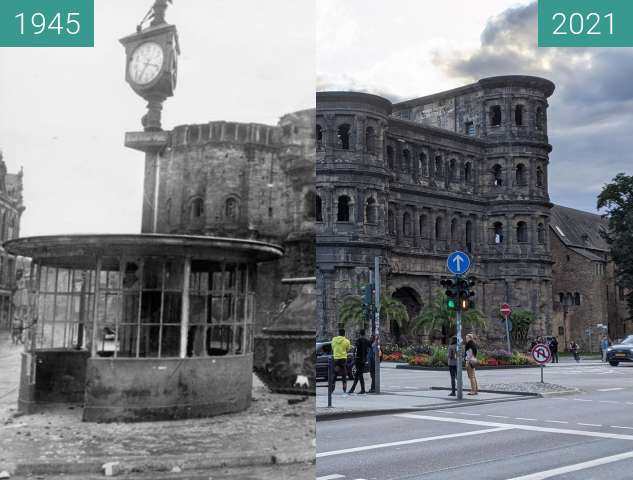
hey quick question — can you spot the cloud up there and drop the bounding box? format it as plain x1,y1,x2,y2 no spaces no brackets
433,1,632,213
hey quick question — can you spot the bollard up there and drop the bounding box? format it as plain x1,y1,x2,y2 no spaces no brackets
327,355,333,407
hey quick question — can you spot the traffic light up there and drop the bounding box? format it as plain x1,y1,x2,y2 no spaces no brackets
441,277,476,311
440,278,457,310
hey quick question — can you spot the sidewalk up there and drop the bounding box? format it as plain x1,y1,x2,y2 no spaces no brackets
316,386,534,420
0,332,315,479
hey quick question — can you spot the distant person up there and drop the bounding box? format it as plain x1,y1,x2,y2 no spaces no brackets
464,333,479,395
549,336,559,363
367,334,379,393
348,329,371,394
600,335,610,362
330,328,351,393
569,341,580,363
447,336,458,396
530,338,537,351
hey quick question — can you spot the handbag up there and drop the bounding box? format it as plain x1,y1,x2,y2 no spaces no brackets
468,357,480,368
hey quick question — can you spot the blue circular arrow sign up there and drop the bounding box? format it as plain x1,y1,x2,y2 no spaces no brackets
447,250,471,275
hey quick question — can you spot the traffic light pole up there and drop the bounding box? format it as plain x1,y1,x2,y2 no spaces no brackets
374,256,381,395
455,275,463,400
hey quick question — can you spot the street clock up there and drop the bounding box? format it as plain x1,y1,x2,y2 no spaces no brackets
120,0,180,131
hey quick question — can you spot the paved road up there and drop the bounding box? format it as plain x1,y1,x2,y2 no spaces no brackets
317,363,633,479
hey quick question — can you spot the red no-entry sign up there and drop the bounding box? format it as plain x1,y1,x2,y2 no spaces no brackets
500,303,512,319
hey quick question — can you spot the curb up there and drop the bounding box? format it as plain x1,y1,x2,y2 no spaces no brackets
395,364,540,371
430,386,540,397
9,449,315,477
316,394,536,421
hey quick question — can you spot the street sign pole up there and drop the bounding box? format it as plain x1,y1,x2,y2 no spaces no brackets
504,316,512,353
455,277,463,400
500,304,512,353
373,256,381,395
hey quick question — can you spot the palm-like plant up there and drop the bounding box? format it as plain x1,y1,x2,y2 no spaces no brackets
338,293,409,332
413,289,487,341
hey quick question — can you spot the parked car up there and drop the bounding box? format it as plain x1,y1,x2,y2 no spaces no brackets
315,341,368,381
606,335,633,366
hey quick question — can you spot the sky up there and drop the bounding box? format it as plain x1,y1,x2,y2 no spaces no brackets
317,0,632,215
0,0,315,236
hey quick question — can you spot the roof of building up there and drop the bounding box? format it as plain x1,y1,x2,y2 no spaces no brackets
550,205,609,259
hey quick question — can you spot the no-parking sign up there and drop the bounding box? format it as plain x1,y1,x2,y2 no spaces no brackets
531,343,552,365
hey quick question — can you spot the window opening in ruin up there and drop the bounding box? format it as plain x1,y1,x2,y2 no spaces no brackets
388,209,396,235
464,162,472,184
493,222,504,244
515,105,524,126
337,195,351,222
435,156,443,177
402,149,411,173
316,125,323,151
315,195,323,222
450,218,457,242
435,217,443,240
516,163,527,186
537,223,545,244
225,198,238,220
337,124,351,150
536,166,544,187
558,326,564,335
536,107,544,131
403,212,412,236
559,292,564,304
365,126,376,153
387,146,394,170
419,153,427,176
465,220,473,252
464,121,475,136
191,198,204,219
490,105,502,126
492,164,503,187
516,221,528,243
419,214,427,238
574,292,581,305
365,197,376,224
304,191,316,220
449,159,457,181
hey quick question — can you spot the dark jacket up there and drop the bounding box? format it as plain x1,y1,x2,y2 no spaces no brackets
355,336,372,365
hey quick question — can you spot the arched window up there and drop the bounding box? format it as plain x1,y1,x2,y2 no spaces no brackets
419,214,427,238
490,105,502,126
450,218,457,241
492,164,503,186
435,156,443,177
365,197,376,224
537,223,545,244
493,222,504,244
516,164,527,186
337,124,351,150
435,217,443,240
559,292,564,304
386,146,394,170
304,191,316,220
190,198,204,219
316,124,323,151
449,159,457,181
402,149,411,173
316,195,323,222
516,221,528,243
536,166,544,187
225,197,238,220
388,209,396,234
536,107,544,131
515,105,524,126
402,212,412,236
365,126,375,153
574,292,581,305
337,195,350,222
419,153,428,176
465,220,473,252
464,162,472,184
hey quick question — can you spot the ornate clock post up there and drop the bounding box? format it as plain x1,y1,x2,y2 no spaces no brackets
121,0,179,232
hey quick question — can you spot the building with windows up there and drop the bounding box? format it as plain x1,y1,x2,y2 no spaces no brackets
316,76,628,348
0,151,25,331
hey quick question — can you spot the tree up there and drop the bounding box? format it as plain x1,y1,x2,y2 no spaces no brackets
413,289,486,342
508,309,534,347
338,294,409,334
598,173,633,319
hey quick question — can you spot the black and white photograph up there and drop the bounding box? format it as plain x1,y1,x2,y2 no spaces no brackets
0,1,315,478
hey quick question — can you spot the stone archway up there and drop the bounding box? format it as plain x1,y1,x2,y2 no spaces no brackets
391,287,423,343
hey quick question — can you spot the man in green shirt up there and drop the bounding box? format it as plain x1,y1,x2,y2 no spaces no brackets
330,328,351,393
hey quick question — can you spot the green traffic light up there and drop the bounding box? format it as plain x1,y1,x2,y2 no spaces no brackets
447,298,456,309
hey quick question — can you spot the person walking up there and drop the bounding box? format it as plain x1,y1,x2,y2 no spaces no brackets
600,335,610,363
464,333,479,395
348,329,372,394
549,336,559,363
330,328,351,393
447,336,458,396
570,340,580,363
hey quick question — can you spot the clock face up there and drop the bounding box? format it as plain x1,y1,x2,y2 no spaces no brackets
128,42,164,85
